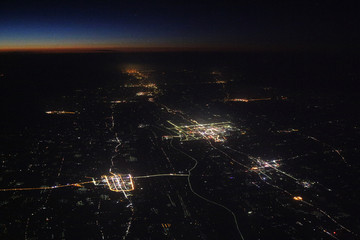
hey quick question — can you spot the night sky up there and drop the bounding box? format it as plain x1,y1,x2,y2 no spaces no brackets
0,0,359,52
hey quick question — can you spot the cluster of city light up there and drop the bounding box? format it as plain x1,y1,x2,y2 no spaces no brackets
101,173,134,192
45,111,77,115
249,157,299,182
136,91,153,96
110,100,127,104
293,196,303,201
225,96,287,103
124,69,148,80
166,121,238,142
225,98,271,102
123,68,160,99
124,83,157,88
161,223,172,235
277,128,299,133
250,159,280,172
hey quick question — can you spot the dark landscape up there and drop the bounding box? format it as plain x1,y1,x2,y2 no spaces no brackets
1,0,360,239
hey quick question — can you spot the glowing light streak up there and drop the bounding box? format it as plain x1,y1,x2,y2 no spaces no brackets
45,111,76,115
134,173,189,179
96,199,105,239
322,229,340,240
0,180,96,192
306,135,348,164
225,98,272,102
264,162,298,181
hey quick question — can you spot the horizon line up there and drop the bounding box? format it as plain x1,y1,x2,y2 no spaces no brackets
0,46,245,53
0,45,356,54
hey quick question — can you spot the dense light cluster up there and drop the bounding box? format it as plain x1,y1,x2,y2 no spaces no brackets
168,121,237,142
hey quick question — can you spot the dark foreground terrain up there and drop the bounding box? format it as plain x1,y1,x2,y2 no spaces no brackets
1,52,360,239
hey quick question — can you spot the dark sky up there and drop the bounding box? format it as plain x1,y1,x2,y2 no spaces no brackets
0,0,359,51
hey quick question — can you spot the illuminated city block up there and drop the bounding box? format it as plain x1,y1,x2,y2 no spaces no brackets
168,121,237,142
293,196,303,201
45,111,77,115
101,174,134,192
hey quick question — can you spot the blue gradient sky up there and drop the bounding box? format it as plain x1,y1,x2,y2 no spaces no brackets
0,0,359,51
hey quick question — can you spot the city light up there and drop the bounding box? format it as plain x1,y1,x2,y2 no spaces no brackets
45,111,77,115
124,69,148,79
293,196,303,201
166,121,238,142
225,98,271,102
0,173,189,193
0,181,95,192
101,173,134,192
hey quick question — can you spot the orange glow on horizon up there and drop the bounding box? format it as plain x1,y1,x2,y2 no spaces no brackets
0,45,245,53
